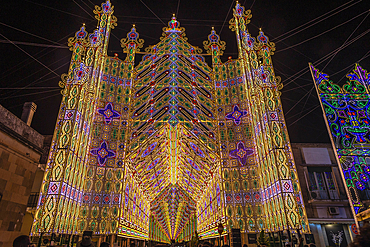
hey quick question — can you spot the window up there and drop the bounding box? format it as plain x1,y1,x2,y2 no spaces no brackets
27,192,39,208
325,171,336,190
307,167,339,200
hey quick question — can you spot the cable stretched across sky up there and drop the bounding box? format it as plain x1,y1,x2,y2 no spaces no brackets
281,27,370,89
0,40,68,49
277,9,369,53
273,0,361,43
0,21,66,46
219,1,234,36
7,92,62,110
0,20,95,82
0,59,69,101
139,0,166,26
0,33,59,77
322,10,370,70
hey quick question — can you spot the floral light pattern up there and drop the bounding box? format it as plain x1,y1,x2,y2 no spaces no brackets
229,142,253,166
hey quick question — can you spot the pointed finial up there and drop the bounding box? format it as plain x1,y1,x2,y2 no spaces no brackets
212,26,214,30
165,14,180,31
133,24,136,27
82,23,85,26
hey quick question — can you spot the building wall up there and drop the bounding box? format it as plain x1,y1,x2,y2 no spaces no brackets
292,143,357,247
0,105,44,247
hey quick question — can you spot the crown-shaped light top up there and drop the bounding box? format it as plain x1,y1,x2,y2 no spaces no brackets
75,25,87,39
208,27,220,44
164,14,182,33
121,24,144,53
203,27,226,57
235,1,245,17
127,25,139,41
101,0,112,13
257,28,269,44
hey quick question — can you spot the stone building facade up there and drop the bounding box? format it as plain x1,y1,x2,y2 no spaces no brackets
0,104,44,247
292,143,359,247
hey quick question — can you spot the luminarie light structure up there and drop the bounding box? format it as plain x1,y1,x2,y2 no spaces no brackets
310,63,370,225
32,1,309,241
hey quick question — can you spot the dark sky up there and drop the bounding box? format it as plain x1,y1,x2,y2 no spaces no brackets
1,0,369,143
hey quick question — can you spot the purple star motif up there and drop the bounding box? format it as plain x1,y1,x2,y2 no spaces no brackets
225,105,248,125
91,141,115,166
98,103,120,124
229,142,253,166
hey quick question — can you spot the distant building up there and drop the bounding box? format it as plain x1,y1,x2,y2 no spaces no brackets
292,143,360,247
0,103,44,247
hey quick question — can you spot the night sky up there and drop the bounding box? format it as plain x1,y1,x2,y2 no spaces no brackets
1,0,369,143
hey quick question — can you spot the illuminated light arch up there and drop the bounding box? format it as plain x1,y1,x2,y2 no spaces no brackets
31,0,309,242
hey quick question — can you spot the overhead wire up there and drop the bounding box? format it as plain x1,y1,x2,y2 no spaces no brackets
24,0,92,20
282,28,370,89
286,104,319,121
0,21,66,46
284,86,314,115
139,0,166,26
116,20,228,27
249,0,256,9
74,1,124,47
2,88,61,99
0,33,59,77
0,40,68,49
249,22,317,79
0,54,69,93
20,0,354,90
219,0,234,35
322,10,370,70
281,83,312,93
299,86,315,117
0,87,59,90
114,26,158,41
86,0,96,7
73,1,160,54
0,20,95,81
80,0,95,9
0,74,60,99
176,0,181,17
280,43,370,121
7,92,62,110
114,15,229,23
273,0,361,43
274,61,313,82
276,10,369,53
288,105,320,127
2,0,101,88
0,59,69,100
73,0,95,19
14,0,366,79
